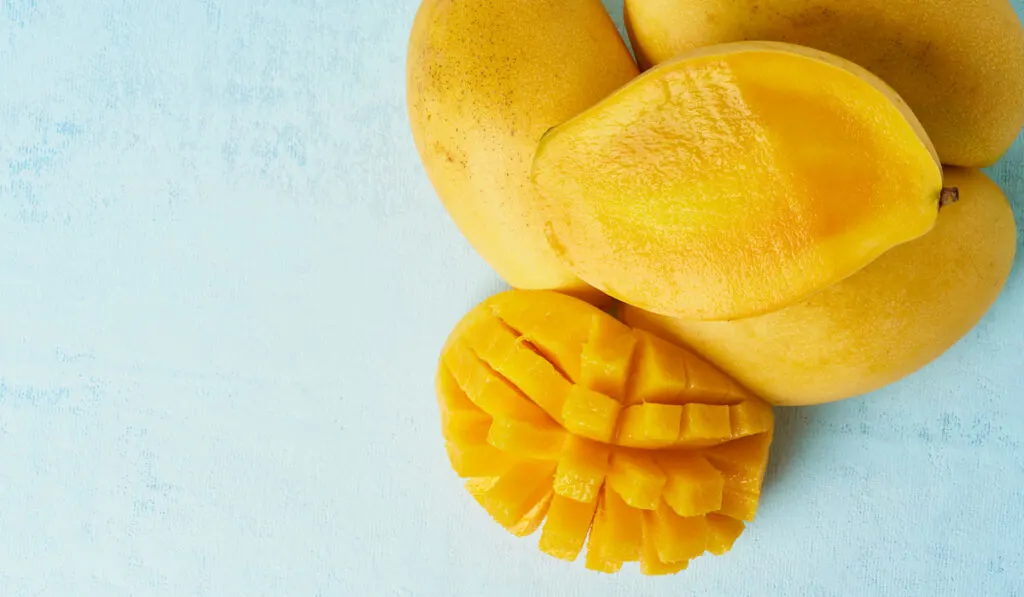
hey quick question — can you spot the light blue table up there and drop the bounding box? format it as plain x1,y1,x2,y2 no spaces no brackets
1,1,1022,595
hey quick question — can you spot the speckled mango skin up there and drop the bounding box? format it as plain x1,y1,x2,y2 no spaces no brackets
406,0,638,303
624,0,1024,167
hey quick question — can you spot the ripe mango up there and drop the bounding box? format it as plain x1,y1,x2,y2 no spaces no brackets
406,0,638,302
531,41,951,321
622,168,1017,406
436,289,775,574
623,0,1024,167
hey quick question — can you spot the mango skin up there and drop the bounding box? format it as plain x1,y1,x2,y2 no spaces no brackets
623,0,1024,167
622,168,1017,406
406,0,638,303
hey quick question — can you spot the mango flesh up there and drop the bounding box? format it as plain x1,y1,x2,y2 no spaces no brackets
622,168,1017,406
406,0,638,303
436,289,774,574
623,0,1024,168
531,41,947,321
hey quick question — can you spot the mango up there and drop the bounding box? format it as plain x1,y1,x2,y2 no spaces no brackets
623,0,1024,167
531,41,952,321
437,289,775,574
406,0,638,301
623,168,1017,405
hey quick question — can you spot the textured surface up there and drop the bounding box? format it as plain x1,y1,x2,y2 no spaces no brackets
1,1,1023,596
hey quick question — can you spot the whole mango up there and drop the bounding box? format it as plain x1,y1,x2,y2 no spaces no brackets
407,0,638,302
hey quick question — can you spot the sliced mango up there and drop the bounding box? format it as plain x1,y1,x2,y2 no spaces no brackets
628,330,741,405
436,290,776,575
706,513,746,556
539,494,599,561
679,403,732,441
553,435,611,503
487,290,599,381
607,450,667,510
640,512,690,575
719,486,760,522
446,441,518,478
443,338,553,424
584,494,624,574
487,417,566,460
617,403,682,448
476,460,557,528
580,314,637,401
645,501,709,563
729,399,775,438
659,454,725,517
561,385,622,443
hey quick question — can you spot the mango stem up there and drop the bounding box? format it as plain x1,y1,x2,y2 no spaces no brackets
939,187,960,209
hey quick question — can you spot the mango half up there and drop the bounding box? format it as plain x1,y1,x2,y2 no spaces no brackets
622,168,1016,406
437,290,774,574
531,41,953,321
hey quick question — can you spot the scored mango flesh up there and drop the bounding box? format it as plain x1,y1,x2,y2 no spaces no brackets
436,290,774,575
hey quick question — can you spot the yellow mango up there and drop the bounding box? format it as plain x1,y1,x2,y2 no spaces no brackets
475,460,557,528
623,0,1024,167
639,513,690,575
645,502,709,563
406,0,637,301
627,330,744,405
594,485,644,563
607,451,668,510
617,403,683,449
584,494,624,574
580,314,637,401
561,385,623,443
553,435,611,504
487,290,601,381
443,339,553,424
531,41,950,321
719,486,760,523
487,418,566,461
539,494,599,561
659,454,725,517
445,441,517,478
706,514,746,556
678,404,732,441
436,289,776,574
623,168,1017,405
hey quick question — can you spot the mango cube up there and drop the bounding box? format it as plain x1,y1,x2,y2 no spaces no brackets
561,385,622,443
607,451,667,510
719,486,760,522
640,512,690,575
659,454,724,516
446,441,517,478
679,403,732,441
487,418,566,461
444,338,552,424
539,494,599,561
706,513,746,555
553,435,610,503
645,502,708,563
596,484,643,562
617,403,682,448
627,330,738,405
580,315,637,401
584,494,623,574
729,399,774,438
476,460,556,528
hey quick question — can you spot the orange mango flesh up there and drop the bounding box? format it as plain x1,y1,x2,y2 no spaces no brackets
437,290,774,575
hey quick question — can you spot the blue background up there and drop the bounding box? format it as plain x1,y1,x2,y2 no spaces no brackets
1,1,1022,595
